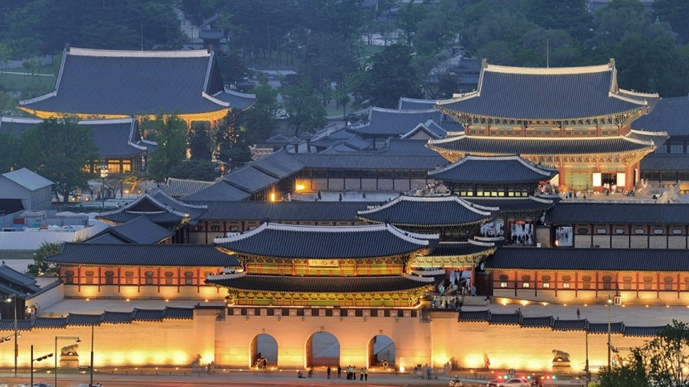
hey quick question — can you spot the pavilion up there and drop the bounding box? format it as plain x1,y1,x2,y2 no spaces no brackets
18,46,256,126
428,59,668,192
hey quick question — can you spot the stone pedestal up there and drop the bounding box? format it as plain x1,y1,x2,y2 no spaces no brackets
552,360,571,374
59,354,79,369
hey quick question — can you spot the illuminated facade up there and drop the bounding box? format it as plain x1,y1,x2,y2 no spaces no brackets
429,60,668,191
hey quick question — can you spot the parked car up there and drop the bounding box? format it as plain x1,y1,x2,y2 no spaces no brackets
488,378,530,387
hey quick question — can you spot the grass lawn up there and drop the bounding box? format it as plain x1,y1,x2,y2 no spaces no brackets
0,68,55,98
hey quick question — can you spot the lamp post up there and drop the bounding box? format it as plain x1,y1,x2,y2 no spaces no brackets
5,294,18,377
607,295,613,369
100,164,109,210
31,344,53,387
55,335,80,387
585,328,590,385
90,323,95,387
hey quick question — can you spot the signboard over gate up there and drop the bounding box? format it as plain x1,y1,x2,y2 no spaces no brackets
308,259,339,267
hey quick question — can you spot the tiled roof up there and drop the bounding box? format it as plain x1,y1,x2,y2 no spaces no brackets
588,322,623,334
291,153,447,170
1,168,53,191
0,320,33,331
634,97,689,136
545,202,689,224
386,139,443,156
0,264,39,292
48,243,240,267
488,313,521,325
0,117,146,158
623,326,665,337
223,165,278,193
349,108,442,138
429,155,557,184
428,132,659,156
399,121,447,139
66,314,102,326
181,180,251,202
215,223,436,259
427,241,496,257
201,201,375,222
85,216,174,244
486,248,689,271
436,62,653,120
102,311,133,324
206,273,435,293
641,154,689,172
458,310,491,322
552,319,587,331
19,48,243,115
163,307,194,320
466,197,555,213
160,177,214,198
33,317,67,329
97,190,206,226
398,97,436,111
357,195,494,227
214,90,256,111
520,316,553,328
133,308,165,322
250,150,304,179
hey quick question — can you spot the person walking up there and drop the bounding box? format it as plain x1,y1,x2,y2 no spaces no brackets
327,366,331,379
360,366,364,380
576,308,581,319
364,367,368,381
337,365,342,378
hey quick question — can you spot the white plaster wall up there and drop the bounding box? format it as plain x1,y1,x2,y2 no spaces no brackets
0,221,108,250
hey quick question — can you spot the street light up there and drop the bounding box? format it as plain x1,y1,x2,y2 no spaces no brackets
31,344,53,387
90,323,95,387
100,164,109,210
5,295,19,377
55,335,80,387
584,327,590,385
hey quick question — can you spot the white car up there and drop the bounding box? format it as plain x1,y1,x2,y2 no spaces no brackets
487,378,530,387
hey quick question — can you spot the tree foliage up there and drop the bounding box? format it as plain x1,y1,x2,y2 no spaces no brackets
27,241,61,276
20,117,99,203
168,160,218,181
146,114,187,182
188,121,213,161
281,78,327,136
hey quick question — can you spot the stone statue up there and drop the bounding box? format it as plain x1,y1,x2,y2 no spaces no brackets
61,343,79,356
552,349,570,362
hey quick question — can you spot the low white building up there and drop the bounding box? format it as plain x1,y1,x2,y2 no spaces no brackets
0,168,53,211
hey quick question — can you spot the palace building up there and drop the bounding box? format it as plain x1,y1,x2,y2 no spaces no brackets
209,223,439,308
428,60,668,192
18,46,256,125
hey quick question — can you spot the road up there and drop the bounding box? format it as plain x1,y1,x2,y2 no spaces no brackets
0,372,458,387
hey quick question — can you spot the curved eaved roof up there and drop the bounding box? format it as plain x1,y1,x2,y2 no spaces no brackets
427,130,664,156
206,273,434,293
357,195,495,227
215,222,437,259
19,47,255,116
436,60,656,120
429,155,558,184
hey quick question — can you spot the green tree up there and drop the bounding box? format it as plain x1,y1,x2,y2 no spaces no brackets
236,81,279,143
188,121,213,161
644,320,689,387
351,44,422,108
520,0,593,42
27,241,62,276
654,0,689,45
281,78,327,136
168,160,218,181
597,348,650,387
147,114,187,182
24,117,98,203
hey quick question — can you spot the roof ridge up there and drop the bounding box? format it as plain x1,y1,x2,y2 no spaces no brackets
68,47,211,58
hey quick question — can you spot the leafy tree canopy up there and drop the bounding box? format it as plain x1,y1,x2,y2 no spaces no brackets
146,114,187,182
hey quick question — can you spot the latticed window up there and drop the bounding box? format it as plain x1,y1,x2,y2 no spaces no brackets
84,270,95,284
562,275,571,289
623,276,633,290
664,276,673,291
125,271,134,285
521,275,531,288
499,274,509,288
643,276,653,290
104,270,115,285
541,275,551,288
65,270,75,285
184,271,194,285
145,271,154,285
582,275,592,290
602,276,612,290
164,271,174,285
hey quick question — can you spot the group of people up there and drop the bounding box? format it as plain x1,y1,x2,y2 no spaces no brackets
24,303,39,319
414,364,434,379
343,365,368,380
